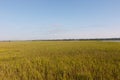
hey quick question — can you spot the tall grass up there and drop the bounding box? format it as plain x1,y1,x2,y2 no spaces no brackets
0,41,120,80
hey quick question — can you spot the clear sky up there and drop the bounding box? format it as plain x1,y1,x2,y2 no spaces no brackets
0,0,120,40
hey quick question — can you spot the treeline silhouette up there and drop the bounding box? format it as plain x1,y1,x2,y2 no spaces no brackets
0,38,120,42
31,38,120,41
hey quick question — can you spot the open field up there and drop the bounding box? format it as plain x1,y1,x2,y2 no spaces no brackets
0,41,120,80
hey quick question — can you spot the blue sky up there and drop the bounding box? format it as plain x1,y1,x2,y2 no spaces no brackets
0,0,120,40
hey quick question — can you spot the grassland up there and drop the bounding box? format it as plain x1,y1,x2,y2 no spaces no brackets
0,41,120,80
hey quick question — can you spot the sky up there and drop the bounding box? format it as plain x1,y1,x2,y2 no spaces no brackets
0,0,120,40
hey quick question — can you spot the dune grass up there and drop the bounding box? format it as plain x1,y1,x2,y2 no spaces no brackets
0,41,120,80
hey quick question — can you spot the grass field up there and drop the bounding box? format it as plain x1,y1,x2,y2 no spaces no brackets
0,41,120,80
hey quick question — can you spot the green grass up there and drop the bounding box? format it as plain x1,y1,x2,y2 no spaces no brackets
0,41,120,80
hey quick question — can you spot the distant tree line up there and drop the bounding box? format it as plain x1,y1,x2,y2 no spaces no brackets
0,38,120,42
31,38,120,41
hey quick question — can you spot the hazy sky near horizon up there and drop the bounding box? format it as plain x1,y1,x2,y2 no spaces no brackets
0,0,120,40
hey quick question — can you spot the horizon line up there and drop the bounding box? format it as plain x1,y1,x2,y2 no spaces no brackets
0,37,120,41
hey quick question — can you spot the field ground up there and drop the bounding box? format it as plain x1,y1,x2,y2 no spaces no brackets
0,41,120,80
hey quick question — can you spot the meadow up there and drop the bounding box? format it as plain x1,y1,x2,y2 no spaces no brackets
0,41,120,80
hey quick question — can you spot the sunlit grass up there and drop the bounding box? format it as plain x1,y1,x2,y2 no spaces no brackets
0,41,120,80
